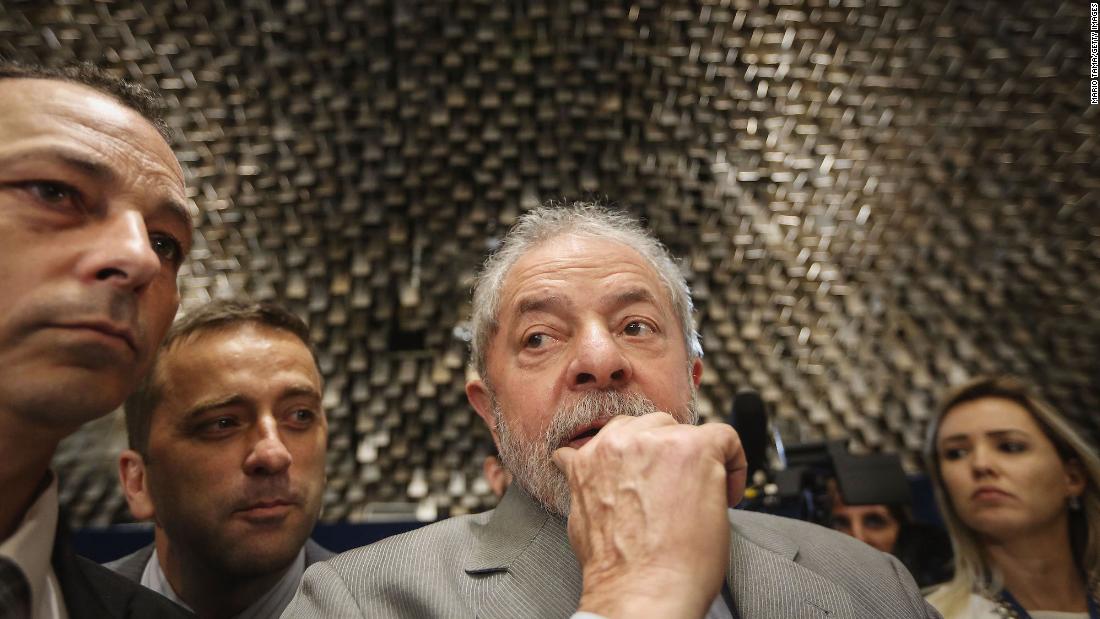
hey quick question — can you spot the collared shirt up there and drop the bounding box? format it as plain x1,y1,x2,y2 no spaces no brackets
0,474,69,619
961,593,1088,619
140,546,306,619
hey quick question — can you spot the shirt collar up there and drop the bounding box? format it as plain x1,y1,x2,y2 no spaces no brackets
140,548,190,611
0,473,59,614
142,546,307,619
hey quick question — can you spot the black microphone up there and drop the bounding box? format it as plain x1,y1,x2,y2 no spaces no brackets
730,389,770,481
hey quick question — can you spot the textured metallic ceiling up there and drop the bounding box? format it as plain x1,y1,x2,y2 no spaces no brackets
3,0,1096,525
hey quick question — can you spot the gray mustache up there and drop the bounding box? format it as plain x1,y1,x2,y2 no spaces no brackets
542,391,660,450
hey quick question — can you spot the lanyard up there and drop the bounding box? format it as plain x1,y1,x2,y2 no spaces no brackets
999,589,1100,619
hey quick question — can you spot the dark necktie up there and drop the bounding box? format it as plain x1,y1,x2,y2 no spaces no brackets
0,556,31,619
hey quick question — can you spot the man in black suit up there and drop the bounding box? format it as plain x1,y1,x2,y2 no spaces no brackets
0,61,193,618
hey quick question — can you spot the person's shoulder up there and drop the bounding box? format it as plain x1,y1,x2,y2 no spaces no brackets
102,543,154,582
324,510,492,576
729,509,864,545
292,511,494,614
729,508,889,557
303,538,335,565
64,554,191,618
924,585,994,619
728,510,938,618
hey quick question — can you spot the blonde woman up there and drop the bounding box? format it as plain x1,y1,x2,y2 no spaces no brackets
924,376,1099,618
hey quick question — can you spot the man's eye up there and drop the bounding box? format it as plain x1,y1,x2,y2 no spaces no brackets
525,333,547,348
289,409,317,426
150,233,184,265
197,417,237,436
22,181,82,209
622,321,654,336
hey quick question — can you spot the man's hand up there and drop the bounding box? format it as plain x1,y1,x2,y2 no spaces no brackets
552,413,747,619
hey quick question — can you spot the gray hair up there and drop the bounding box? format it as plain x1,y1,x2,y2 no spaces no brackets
469,203,702,377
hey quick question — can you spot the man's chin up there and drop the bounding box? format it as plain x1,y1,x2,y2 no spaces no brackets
204,537,305,578
10,371,131,432
180,512,316,578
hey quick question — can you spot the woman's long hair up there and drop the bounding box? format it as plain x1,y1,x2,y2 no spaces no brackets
923,376,1100,618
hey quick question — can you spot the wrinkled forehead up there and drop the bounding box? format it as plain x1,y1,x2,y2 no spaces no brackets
0,77,183,181
162,322,318,372
497,233,674,317
150,323,324,410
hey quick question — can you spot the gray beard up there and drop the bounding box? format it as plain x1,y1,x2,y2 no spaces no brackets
492,389,698,518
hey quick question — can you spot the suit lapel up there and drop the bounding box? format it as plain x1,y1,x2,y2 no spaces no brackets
51,523,120,619
463,494,856,619
105,544,154,583
725,513,855,619
464,488,582,618
302,538,335,566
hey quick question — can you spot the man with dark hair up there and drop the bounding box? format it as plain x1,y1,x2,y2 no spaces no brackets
0,59,193,617
109,298,331,619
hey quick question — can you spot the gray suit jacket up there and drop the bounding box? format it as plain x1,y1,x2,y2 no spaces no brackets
284,488,941,618
106,538,334,583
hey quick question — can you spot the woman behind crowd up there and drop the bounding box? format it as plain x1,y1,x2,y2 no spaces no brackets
924,376,1100,618
828,484,905,555
828,482,953,588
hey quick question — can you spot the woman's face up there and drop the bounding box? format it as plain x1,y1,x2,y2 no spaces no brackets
830,499,901,553
936,397,1085,541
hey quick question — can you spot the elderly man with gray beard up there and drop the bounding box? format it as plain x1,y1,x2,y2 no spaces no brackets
284,204,940,619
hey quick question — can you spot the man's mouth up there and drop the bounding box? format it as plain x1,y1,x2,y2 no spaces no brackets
565,419,611,448
234,498,297,522
52,320,138,352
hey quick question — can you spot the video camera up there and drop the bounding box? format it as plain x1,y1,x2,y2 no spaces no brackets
730,390,912,525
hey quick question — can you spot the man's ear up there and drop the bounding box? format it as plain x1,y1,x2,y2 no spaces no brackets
466,378,501,449
118,449,156,521
691,358,704,387
482,455,512,499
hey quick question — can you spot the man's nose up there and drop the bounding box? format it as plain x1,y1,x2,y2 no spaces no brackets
79,210,161,291
568,324,632,390
244,417,293,476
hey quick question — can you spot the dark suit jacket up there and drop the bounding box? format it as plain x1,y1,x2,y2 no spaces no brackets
106,538,333,583
51,523,191,618
286,487,943,618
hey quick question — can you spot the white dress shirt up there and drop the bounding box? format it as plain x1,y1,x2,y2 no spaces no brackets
0,474,69,619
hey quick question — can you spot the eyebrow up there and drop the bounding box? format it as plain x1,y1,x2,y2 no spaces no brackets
1,147,193,234
181,385,322,421
280,385,323,402
182,394,248,422
939,429,1029,443
609,287,660,310
157,198,194,239
516,295,571,316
